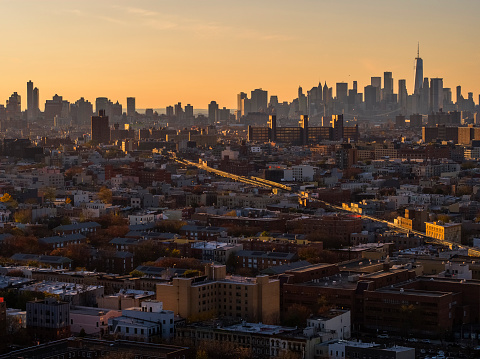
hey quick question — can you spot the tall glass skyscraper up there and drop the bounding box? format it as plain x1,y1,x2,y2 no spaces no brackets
414,43,423,95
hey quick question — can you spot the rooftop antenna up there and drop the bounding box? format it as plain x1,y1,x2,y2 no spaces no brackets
417,42,420,58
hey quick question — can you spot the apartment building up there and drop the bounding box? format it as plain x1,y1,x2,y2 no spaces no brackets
157,264,280,324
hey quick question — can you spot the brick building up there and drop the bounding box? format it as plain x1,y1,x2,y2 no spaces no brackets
157,264,280,324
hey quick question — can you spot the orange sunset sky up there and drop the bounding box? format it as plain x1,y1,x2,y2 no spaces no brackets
1,0,479,110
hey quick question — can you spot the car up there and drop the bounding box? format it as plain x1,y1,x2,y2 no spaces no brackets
378,334,389,339
421,339,431,343
407,338,417,342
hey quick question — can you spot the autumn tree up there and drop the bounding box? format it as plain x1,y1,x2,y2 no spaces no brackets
50,243,91,268
129,270,145,277
42,187,56,203
98,186,113,204
14,209,32,224
0,193,13,203
134,240,164,265
155,220,187,233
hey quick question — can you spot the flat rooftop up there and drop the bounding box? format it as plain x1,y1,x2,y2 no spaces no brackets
224,322,296,335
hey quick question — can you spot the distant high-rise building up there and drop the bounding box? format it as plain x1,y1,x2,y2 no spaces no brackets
250,89,268,112
127,97,135,117
237,92,247,113
217,107,230,124
430,78,443,112
383,72,393,101
32,87,39,119
269,95,278,108
298,86,307,114
185,104,193,119
364,85,377,111
352,81,357,92
91,110,110,144
398,79,407,112
336,82,348,104
323,82,329,104
421,77,430,113
371,77,381,102
174,102,184,120
208,101,219,124
414,44,424,94
72,97,93,126
166,106,174,117
456,86,463,103
111,101,122,117
6,92,21,121
27,80,34,121
45,94,69,123
240,97,251,117
96,97,111,116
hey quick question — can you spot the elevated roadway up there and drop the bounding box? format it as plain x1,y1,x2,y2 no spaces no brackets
174,157,480,257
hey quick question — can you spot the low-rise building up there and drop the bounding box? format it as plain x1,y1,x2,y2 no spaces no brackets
38,233,86,250
54,221,101,236
425,221,462,243
26,298,70,341
70,306,121,335
109,300,175,341
234,250,297,271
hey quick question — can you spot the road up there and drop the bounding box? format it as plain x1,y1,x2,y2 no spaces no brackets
174,157,480,257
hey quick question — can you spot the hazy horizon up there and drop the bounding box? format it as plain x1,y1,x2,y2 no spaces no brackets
1,0,479,110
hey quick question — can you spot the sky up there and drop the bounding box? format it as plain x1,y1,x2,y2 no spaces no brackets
1,0,479,110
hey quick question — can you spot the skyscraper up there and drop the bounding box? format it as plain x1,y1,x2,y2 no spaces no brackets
414,43,423,95
73,97,93,126
336,83,348,104
430,78,444,113
185,104,193,120
398,79,407,112
208,101,219,124
96,97,111,116
298,86,307,114
237,92,247,111
127,97,135,117
174,102,184,120
91,109,110,144
323,82,329,104
250,89,268,113
364,85,377,111
32,87,39,120
166,106,174,117
27,80,34,121
6,92,21,121
383,72,393,102
371,77,381,102
456,86,463,103
421,77,429,113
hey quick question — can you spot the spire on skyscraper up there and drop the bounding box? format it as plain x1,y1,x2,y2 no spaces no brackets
414,43,424,95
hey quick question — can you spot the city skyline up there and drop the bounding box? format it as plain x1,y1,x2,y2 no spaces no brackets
1,0,479,109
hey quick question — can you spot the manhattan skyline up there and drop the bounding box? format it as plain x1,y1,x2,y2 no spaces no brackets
1,0,479,109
